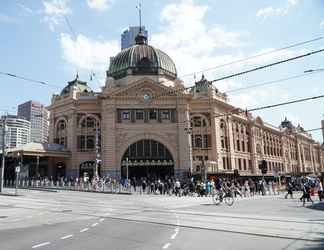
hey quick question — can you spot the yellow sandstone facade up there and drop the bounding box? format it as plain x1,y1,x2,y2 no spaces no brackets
47,32,324,180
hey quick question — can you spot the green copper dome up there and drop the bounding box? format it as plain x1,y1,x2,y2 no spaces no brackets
107,33,177,80
60,75,92,96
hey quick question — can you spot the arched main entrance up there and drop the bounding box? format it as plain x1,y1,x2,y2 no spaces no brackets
121,139,174,179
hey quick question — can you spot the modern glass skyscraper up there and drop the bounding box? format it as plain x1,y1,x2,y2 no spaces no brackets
121,26,148,50
17,101,49,143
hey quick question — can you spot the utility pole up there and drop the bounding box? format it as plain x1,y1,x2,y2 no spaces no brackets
0,115,7,193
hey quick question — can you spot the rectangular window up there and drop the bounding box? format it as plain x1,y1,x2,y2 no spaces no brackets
243,159,247,170
161,110,170,120
122,111,130,120
149,109,157,120
238,158,242,170
135,110,144,120
86,136,95,150
221,139,225,149
223,157,226,169
242,141,245,152
203,135,208,148
195,135,202,148
237,140,240,151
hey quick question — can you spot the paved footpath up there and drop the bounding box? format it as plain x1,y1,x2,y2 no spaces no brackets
0,188,323,250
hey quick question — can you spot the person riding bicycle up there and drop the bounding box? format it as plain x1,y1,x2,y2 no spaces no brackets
217,181,231,201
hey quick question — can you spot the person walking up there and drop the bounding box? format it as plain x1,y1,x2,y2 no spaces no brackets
316,178,323,202
285,180,293,199
301,182,314,206
175,179,181,197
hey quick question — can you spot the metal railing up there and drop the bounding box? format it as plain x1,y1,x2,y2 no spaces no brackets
3,179,131,194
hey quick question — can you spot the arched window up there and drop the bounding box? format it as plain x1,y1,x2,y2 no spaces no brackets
55,119,67,147
78,116,100,152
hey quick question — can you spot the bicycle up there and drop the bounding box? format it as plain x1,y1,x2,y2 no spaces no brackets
212,189,234,206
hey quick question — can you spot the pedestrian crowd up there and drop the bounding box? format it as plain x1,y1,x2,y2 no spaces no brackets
126,177,281,197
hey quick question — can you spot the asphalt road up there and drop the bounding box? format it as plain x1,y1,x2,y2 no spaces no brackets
0,189,323,250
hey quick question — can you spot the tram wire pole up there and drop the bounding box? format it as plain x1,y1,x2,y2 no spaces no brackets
126,157,129,187
0,114,7,193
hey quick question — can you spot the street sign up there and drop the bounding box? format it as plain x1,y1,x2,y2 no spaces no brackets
15,166,20,173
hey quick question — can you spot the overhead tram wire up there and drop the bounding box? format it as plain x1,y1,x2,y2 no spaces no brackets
214,93,324,119
152,47,324,100
0,71,61,89
225,70,324,94
211,48,324,84
179,35,324,79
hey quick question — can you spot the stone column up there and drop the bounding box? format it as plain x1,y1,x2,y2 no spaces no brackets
249,125,258,174
176,103,191,179
226,117,236,170
296,139,302,173
101,103,118,178
210,108,221,170
62,110,77,178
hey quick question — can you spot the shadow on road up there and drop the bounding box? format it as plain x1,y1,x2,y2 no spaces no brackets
307,202,324,211
295,233,324,250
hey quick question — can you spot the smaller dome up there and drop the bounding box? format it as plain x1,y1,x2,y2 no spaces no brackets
60,74,92,96
280,117,295,130
191,75,212,93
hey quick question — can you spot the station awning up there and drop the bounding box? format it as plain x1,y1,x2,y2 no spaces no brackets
6,142,71,158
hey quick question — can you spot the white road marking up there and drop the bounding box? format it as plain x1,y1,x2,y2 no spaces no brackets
80,228,89,233
170,232,178,240
162,243,171,249
60,234,73,240
91,223,99,227
32,242,51,248
99,218,105,222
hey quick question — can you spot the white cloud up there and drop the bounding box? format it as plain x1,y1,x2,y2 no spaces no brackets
86,0,114,11
256,0,300,19
150,0,245,79
60,33,119,72
42,0,71,31
320,21,324,28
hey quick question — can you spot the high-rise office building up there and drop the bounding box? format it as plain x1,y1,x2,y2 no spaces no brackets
17,101,49,143
0,115,31,148
121,26,148,50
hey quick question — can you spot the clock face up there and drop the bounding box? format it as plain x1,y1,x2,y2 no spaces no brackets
143,93,152,102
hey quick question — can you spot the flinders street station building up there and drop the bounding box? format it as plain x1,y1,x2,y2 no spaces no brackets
24,31,323,180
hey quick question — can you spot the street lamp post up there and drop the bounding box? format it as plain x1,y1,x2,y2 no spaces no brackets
94,125,101,178
126,157,129,183
36,155,40,179
184,125,193,179
0,115,7,193
15,152,22,196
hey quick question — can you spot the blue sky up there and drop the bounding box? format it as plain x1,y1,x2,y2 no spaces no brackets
1,0,324,141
